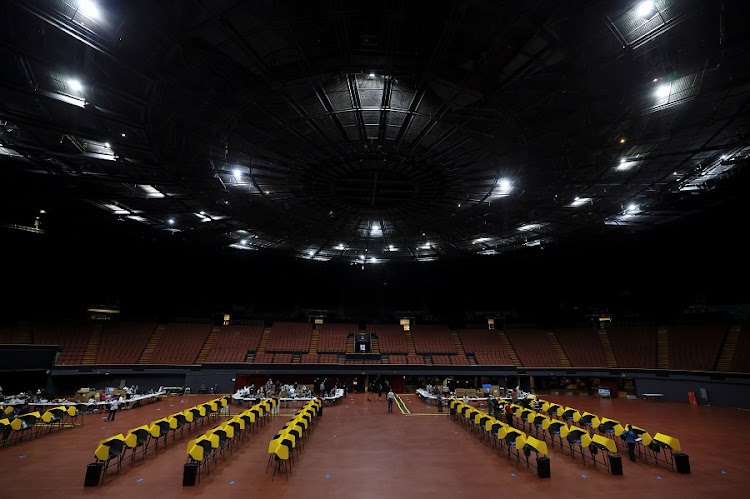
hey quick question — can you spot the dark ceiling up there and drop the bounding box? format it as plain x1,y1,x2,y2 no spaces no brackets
1,0,750,265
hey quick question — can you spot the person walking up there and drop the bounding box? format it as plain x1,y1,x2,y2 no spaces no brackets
107,397,119,421
387,388,395,413
377,382,383,402
623,424,638,462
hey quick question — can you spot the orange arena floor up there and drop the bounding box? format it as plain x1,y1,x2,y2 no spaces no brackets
1,392,748,498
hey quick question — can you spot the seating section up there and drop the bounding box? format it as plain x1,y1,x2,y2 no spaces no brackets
554,328,607,367
97,322,155,364
450,355,470,365
731,325,750,373
505,329,561,367
204,325,264,363
318,323,357,353
319,353,338,364
300,354,318,364
407,354,425,365
33,322,92,366
273,353,293,364
150,323,212,364
412,325,457,354
0,323,18,343
266,322,311,353
431,355,452,365
607,326,656,369
388,354,407,364
666,324,726,371
369,324,407,353
458,329,514,365
253,353,274,364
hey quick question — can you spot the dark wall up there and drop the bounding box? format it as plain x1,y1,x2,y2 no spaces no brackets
633,374,750,408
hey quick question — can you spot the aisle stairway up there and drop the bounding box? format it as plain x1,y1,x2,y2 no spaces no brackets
406,330,416,356
547,331,571,367
370,335,380,355
498,331,522,367
81,325,103,364
138,325,164,364
716,326,740,371
598,329,618,368
195,326,220,364
656,327,669,369
452,331,473,363
256,328,272,354
309,328,320,355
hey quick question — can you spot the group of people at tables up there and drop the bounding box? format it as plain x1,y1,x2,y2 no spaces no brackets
449,395,682,473
233,382,344,406
92,396,231,481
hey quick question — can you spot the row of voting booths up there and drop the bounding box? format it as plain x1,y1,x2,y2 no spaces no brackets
85,396,230,486
532,398,689,474
1,404,79,446
450,397,551,478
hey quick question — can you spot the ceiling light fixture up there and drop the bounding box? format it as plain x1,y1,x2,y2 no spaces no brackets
67,79,84,93
655,84,671,99
78,0,100,19
167,218,175,225
635,1,656,19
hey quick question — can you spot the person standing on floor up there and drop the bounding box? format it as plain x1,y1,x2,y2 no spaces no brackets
377,381,383,402
623,424,638,462
504,402,514,426
437,393,444,412
107,396,119,421
387,388,395,412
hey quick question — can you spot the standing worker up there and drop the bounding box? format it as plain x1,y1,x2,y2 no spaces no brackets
387,388,395,413
107,396,119,421
623,425,638,461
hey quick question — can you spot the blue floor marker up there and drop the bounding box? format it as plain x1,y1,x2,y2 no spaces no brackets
230,481,235,485
656,476,662,480
326,474,331,478
721,471,727,474
581,474,587,479
19,455,25,459
510,473,516,477
137,478,143,482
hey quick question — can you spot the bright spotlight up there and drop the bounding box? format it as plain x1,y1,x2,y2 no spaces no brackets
233,168,242,179
655,84,670,99
167,218,175,225
68,79,83,93
635,1,656,19
78,0,100,19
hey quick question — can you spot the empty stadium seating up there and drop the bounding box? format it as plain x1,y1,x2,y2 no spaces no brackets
318,323,356,353
458,329,514,365
607,326,656,369
319,353,338,364
388,354,407,364
505,329,561,367
554,329,607,367
33,322,91,366
204,325,264,363
266,323,312,353
97,322,155,364
253,353,274,364
368,324,407,353
150,323,212,365
666,324,726,371
411,325,457,354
